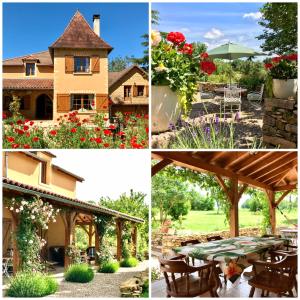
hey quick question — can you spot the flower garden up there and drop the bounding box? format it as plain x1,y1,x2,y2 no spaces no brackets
3,111,149,149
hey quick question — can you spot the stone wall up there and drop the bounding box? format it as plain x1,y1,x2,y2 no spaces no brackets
199,82,227,92
263,97,297,148
152,227,264,254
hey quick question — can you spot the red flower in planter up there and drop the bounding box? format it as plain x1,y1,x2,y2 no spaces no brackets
103,143,110,148
32,137,39,142
70,128,77,133
200,52,209,59
6,136,15,143
23,144,31,149
180,43,193,55
272,56,282,63
264,63,273,69
49,130,57,136
80,137,86,142
12,143,20,149
167,32,185,45
200,61,217,75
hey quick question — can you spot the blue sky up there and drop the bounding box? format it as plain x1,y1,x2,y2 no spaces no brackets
3,3,148,60
152,3,264,52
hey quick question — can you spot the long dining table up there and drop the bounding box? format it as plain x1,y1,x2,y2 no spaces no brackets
174,236,286,283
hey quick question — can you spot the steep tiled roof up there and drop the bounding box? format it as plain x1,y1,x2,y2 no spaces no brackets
108,65,148,88
49,11,113,52
3,51,53,66
3,177,143,223
3,79,53,90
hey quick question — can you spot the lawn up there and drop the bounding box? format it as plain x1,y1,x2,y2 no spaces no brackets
177,209,298,233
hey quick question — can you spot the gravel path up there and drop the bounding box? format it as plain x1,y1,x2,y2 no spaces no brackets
46,261,149,298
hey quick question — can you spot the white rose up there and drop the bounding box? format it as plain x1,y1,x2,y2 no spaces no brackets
29,240,33,244
19,206,23,211
10,207,13,211
31,215,35,220
15,209,20,213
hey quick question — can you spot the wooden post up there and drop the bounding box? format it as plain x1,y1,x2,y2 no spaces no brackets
11,212,20,274
131,225,138,257
229,177,239,237
95,224,100,254
116,220,123,261
265,190,276,234
88,224,93,247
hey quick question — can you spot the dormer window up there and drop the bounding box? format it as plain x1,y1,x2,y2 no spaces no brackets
40,161,47,184
25,63,35,76
74,57,90,73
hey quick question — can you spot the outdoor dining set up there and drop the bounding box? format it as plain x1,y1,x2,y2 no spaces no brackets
159,235,297,297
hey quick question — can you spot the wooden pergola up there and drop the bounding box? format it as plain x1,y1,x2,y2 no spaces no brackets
152,151,297,237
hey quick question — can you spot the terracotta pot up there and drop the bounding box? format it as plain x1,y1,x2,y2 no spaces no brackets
272,79,297,99
151,85,181,133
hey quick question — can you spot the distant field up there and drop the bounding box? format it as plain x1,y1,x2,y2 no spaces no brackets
175,209,297,233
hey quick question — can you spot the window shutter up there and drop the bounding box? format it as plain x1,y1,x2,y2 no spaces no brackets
65,56,74,73
23,95,31,110
96,94,108,112
145,86,149,97
91,56,100,73
57,94,70,112
132,85,138,97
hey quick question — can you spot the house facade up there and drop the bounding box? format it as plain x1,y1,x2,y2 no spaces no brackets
3,151,143,272
3,11,149,121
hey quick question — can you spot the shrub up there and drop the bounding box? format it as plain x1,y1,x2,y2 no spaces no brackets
141,279,149,298
6,272,58,297
98,261,119,273
64,264,94,283
120,257,138,268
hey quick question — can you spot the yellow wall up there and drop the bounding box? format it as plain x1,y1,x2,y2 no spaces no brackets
3,65,53,79
4,152,77,198
110,69,148,103
53,49,108,119
47,214,65,247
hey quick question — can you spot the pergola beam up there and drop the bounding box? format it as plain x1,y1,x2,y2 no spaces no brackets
151,159,172,176
273,184,297,191
275,190,291,207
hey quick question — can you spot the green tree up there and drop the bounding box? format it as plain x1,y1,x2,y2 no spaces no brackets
109,56,133,72
257,3,297,54
151,10,160,25
130,34,149,71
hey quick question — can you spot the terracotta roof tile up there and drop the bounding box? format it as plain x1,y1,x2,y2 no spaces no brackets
3,177,143,223
3,50,53,66
50,11,113,52
3,79,53,90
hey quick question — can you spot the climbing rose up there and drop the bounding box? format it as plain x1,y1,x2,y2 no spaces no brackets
200,52,209,59
200,61,217,75
166,32,185,45
180,43,193,55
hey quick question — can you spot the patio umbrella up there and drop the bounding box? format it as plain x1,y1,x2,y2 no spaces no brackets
207,42,265,84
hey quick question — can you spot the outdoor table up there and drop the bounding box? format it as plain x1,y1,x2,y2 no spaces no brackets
174,236,285,283
280,228,298,246
214,87,247,94
2,257,12,277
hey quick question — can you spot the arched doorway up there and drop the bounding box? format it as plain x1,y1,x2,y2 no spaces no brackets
36,94,53,120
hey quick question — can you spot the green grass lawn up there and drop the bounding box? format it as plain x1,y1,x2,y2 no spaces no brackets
176,209,298,233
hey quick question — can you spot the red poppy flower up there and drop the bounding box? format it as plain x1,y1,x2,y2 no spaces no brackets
77,123,81,127
286,53,298,61
17,119,23,125
6,136,15,143
26,132,30,137
29,121,34,126
80,137,86,142
145,127,149,134
180,43,193,55
166,32,185,45
200,52,209,59
71,128,77,133
117,131,126,136
264,63,273,70
89,137,95,142
23,125,29,131
3,113,7,120
271,56,282,63
103,118,108,121
24,119,30,123
103,143,110,148
95,127,101,132
12,143,20,149
103,129,112,136
109,125,116,130
119,144,125,149
32,137,39,142
23,144,31,149
200,61,217,75
16,129,24,135
95,137,102,144
49,130,57,136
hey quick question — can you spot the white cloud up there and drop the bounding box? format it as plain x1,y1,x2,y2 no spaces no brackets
243,12,262,20
179,27,191,33
204,28,224,40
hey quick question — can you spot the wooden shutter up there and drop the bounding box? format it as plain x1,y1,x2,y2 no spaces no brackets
132,85,138,97
96,94,108,112
145,86,149,97
57,94,70,112
91,56,100,73
23,95,31,110
65,56,74,73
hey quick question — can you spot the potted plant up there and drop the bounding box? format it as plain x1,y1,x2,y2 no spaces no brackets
264,53,297,99
151,30,217,132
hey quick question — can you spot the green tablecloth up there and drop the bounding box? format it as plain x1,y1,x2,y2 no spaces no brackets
174,236,285,282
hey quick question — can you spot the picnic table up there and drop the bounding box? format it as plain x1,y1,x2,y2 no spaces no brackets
174,236,285,282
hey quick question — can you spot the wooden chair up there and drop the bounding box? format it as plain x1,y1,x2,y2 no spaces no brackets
207,236,223,242
261,234,282,238
159,256,219,297
248,253,297,297
181,239,201,266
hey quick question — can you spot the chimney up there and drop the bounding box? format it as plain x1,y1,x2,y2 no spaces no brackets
93,14,100,36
